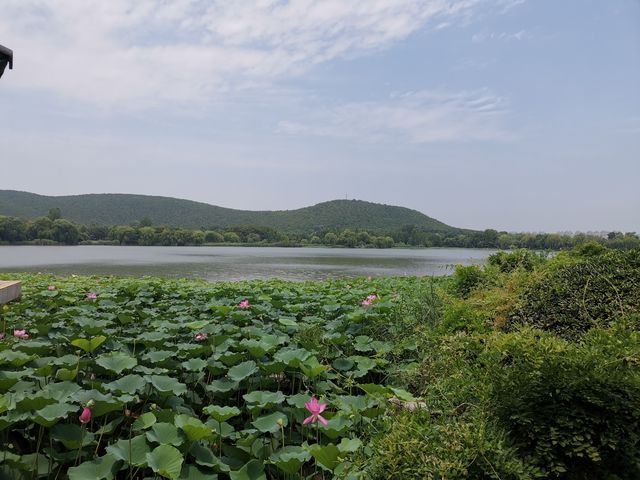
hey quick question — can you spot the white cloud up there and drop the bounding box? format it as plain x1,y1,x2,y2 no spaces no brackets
0,0,524,108
472,29,529,43
277,89,510,143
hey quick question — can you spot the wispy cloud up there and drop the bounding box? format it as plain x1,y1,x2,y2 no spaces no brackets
1,0,524,108
472,30,529,42
277,89,511,143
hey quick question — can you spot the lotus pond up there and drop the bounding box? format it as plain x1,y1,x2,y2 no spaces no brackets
0,274,434,479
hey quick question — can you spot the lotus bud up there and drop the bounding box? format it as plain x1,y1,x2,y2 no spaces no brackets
79,407,92,424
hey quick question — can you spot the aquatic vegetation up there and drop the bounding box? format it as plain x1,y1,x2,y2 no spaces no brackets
0,273,427,479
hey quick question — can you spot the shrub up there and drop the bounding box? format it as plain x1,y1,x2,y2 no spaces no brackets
509,248,640,337
487,327,640,479
451,265,487,298
364,409,540,479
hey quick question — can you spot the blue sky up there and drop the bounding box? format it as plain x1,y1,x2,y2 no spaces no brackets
1,0,638,232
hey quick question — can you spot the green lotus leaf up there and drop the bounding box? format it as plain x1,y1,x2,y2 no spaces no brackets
389,386,417,402
239,339,268,358
104,374,147,395
285,393,310,409
148,375,187,395
269,446,311,474
252,411,288,434
137,331,170,345
142,350,175,363
106,434,151,466
188,442,230,472
278,317,298,327
51,423,95,449
203,405,241,423
0,395,13,415
147,444,184,480
206,378,238,394
67,454,119,480
307,443,342,471
300,356,327,379
332,358,354,371
33,402,77,427
274,348,311,367
174,414,213,441
181,358,208,371
147,422,184,446
179,464,219,480
358,383,390,397
229,460,266,480
0,350,35,367
243,391,285,410
72,390,124,417
97,417,124,435
219,352,243,367
42,382,82,402
338,437,362,453
227,360,258,382
205,359,226,375
185,320,209,330
16,393,55,412
95,352,138,374
132,412,157,430
259,361,286,374
70,335,106,353
55,367,79,381
318,415,353,440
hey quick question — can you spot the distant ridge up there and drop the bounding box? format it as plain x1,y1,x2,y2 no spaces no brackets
0,190,463,234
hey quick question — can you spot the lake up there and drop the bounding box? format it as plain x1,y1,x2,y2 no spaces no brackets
0,246,496,281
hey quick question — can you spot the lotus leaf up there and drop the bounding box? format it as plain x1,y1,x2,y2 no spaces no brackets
106,434,151,466
67,454,119,480
95,352,138,374
147,444,184,480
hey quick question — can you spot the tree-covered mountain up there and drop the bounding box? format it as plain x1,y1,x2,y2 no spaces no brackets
0,190,462,234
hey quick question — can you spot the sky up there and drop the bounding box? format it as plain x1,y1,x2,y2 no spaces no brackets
0,0,639,233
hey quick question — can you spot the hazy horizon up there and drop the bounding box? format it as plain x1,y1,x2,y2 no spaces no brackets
1,1,638,232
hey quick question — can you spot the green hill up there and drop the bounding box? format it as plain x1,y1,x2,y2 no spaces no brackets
0,190,462,234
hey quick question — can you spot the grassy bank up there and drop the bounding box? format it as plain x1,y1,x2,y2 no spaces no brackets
0,245,639,479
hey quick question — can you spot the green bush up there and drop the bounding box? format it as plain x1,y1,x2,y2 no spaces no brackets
364,409,540,479
451,265,487,298
487,327,640,479
510,248,640,337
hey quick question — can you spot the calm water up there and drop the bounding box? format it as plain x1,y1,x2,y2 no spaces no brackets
0,246,496,281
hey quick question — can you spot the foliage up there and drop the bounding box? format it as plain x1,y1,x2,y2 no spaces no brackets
510,248,640,337
488,250,547,273
365,410,540,480
487,327,640,479
450,265,487,299
0,273,424,479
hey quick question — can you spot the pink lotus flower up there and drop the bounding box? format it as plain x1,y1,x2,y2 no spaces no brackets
361,294,378,307
0,332,5,341
238,300,250,309
79,407,92,424
303,396,328,426
195,332,208,342
48,285,56,291
86,292,97,300
13,329,29,339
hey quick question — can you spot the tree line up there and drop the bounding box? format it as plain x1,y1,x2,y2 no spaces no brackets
0,210,638,250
